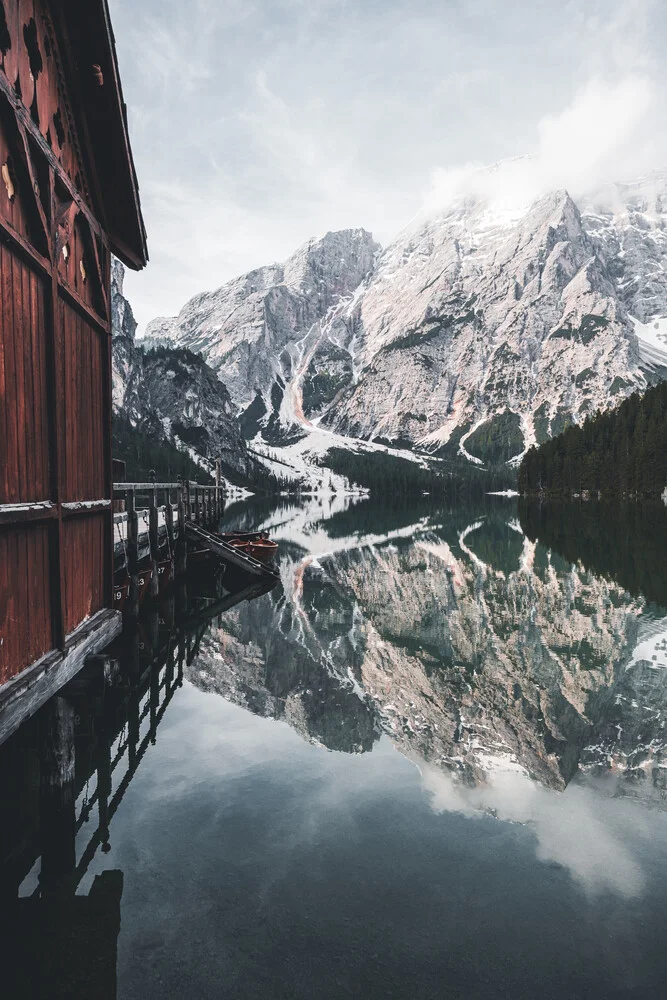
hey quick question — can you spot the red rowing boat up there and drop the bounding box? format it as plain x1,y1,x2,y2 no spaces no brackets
247,539,279,563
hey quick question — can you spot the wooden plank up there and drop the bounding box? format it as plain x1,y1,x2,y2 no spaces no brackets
47,165,64,650
113,482,183,491
54,203,66,647
0,501,56,525
61,500,111,515
30,268,48,498
2,245,18,503
0,247,7,503
58,278,111,336
0,521,52,682
14,251,27,501
21,255,35,500
38,512,52,658
0,608,122,748
0,211,51,279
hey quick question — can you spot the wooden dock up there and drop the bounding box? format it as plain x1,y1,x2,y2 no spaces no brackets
0,474,278,747
112,476,278,619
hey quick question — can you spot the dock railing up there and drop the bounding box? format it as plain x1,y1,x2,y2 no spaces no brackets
112,474,225,615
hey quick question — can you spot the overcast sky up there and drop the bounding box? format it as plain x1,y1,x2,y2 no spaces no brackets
108,0,667,333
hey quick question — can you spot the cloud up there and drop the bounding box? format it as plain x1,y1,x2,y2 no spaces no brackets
109,0,667,332
424,74,655,219
421,763,652,897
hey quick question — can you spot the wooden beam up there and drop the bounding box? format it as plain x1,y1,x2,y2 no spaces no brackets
48,165,66,651
0,69,108,245
58,279,110,336
0,502,57,525
0,609,122,748
0,211,52,280
16,119,51,259
61,499,111,516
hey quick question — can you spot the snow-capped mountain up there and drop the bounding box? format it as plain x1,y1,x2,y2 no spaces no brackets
145,173,667,472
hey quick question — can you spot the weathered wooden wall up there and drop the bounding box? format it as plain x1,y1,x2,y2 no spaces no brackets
0,0,114,685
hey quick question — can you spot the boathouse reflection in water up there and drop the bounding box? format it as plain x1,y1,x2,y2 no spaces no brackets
0,571,276,999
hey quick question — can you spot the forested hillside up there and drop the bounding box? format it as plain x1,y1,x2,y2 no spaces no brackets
518,382,667,498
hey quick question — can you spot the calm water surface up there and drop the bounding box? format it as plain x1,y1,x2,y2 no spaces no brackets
4,495,667,999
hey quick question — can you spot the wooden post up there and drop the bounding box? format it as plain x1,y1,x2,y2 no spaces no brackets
194,485,201,525
150,658,160,743
149,470,159,599
96,694,112,854
215,460,222,522
176,478,187,576
127,643,140,768
39,695,76,881
165,486,175,557
184,479,191,524
126,488,139,619
165,637,175,688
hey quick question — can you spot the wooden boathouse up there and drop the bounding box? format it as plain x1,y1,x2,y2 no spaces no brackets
0,3,147,731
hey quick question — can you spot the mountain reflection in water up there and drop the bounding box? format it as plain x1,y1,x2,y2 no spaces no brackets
198,496,667,802
3,494,667,999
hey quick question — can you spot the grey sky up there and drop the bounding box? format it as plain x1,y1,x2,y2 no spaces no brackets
109,0,667,332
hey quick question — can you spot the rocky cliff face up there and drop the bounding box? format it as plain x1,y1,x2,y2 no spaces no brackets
145,229,379,441
111,259,258,482
146,173,667,471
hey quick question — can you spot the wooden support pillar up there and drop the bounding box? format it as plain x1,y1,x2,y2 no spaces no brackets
126,488,139,619
148,471,159,599
177,632,185,685
176,478,187,576
96,697,112,855
127,637,140,768
86,653,120,689
144,608,159,659
165,638,175,688
194,486,201,525
149,659,159,744
165,487,175,559
215,460,222,523
39,695,76,883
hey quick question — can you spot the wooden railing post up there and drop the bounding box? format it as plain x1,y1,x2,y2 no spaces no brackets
127,487,139,619
149,470,159,599
194,485,201,525
215,460,222,523
176,477,187,576
165,485,175,558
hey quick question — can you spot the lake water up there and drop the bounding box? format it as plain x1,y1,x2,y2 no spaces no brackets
3,494,667,999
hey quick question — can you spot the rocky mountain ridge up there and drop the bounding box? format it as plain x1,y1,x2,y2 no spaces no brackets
111,260,259,484
146,172,667,473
